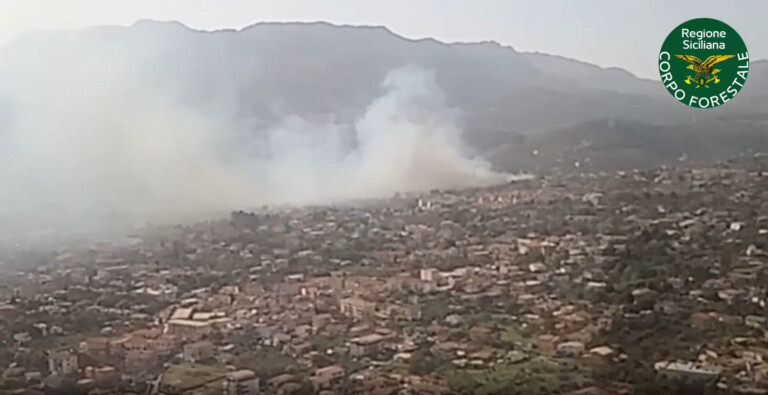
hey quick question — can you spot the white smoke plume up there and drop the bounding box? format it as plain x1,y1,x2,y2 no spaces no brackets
0,33,508,239
254,65,507,204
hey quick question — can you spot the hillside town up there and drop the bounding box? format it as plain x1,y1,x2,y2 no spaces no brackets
3,154,768,395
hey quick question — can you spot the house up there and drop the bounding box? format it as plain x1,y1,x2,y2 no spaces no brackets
270,333,291,347
294,325,312,339
76,378,95,391
528,263,547,273
220,285,240,296
690,312,716,328
385,304,422,321
224,369,259,395
386,273,422,293
85,337,112,355
631,288,657,304
276,382,303,395
654,360,722,381
408,376,451,395
469,349,498,365
124,349,159,373
94,366,117,384
745,315,767,329
122,335,152,354
0,304,18,319
587,346,615,364
420,268,438,282
564,324,600,345
13,332,32,345
267,374,299,392
285,342,311,357
167,319,213,342
84,366,117,385
24,371,43,383
589,346,615,359
537,335,560,356
557,341,585,357
359,374,401,395
430,341,466,359
339,297,376,321
183,340,215,363
468,326,493,344
350,334,385,357
152,334,177,356
312,313,333,331
47,348,79,376
310,365,345,391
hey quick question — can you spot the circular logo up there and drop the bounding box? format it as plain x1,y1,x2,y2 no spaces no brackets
658,18,749,109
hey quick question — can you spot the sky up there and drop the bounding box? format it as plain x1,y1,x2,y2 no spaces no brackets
0,0,765,79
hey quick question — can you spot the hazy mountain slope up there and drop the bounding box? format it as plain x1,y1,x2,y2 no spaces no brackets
0,20,764,177
719,59,768,114
523,52,663,96
489,117,768,173
0,21,692,130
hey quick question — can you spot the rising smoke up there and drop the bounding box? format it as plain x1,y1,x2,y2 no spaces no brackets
254,65,508,204
0,28,509,238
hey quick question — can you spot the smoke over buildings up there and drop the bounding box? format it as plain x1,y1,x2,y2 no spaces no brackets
0,32,508,238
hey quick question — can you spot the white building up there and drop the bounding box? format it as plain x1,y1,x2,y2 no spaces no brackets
224,370,259,395
654,360,722,381
419,268,438,282
556,341,585,357
47,348,79,376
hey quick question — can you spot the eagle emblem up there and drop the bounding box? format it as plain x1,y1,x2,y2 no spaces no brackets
674,54,735,88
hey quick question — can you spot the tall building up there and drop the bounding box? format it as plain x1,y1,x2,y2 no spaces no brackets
339,297,375,321
47,348,79,376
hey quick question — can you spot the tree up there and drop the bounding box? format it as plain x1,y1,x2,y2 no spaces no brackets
294,379,316,395
409,349,443,376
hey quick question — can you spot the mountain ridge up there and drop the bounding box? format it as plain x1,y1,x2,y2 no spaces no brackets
12,19,765,81
1,19,767,174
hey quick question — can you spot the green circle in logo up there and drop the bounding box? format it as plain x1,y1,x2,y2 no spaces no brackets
658,18,749,109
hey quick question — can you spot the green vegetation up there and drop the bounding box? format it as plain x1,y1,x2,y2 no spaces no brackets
234,346,300,379
421,295,452,323
161,364,228,393
383,359,410,375
497,324,528,347
446,357,592,395
310,334,344,352
409,349,447,376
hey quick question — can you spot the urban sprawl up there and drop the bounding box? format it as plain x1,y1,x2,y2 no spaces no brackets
3,156,768,395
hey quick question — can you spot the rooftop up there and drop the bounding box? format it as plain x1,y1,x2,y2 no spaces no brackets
351,333,386,345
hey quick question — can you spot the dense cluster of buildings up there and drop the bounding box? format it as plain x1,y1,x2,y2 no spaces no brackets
2,156,768,394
